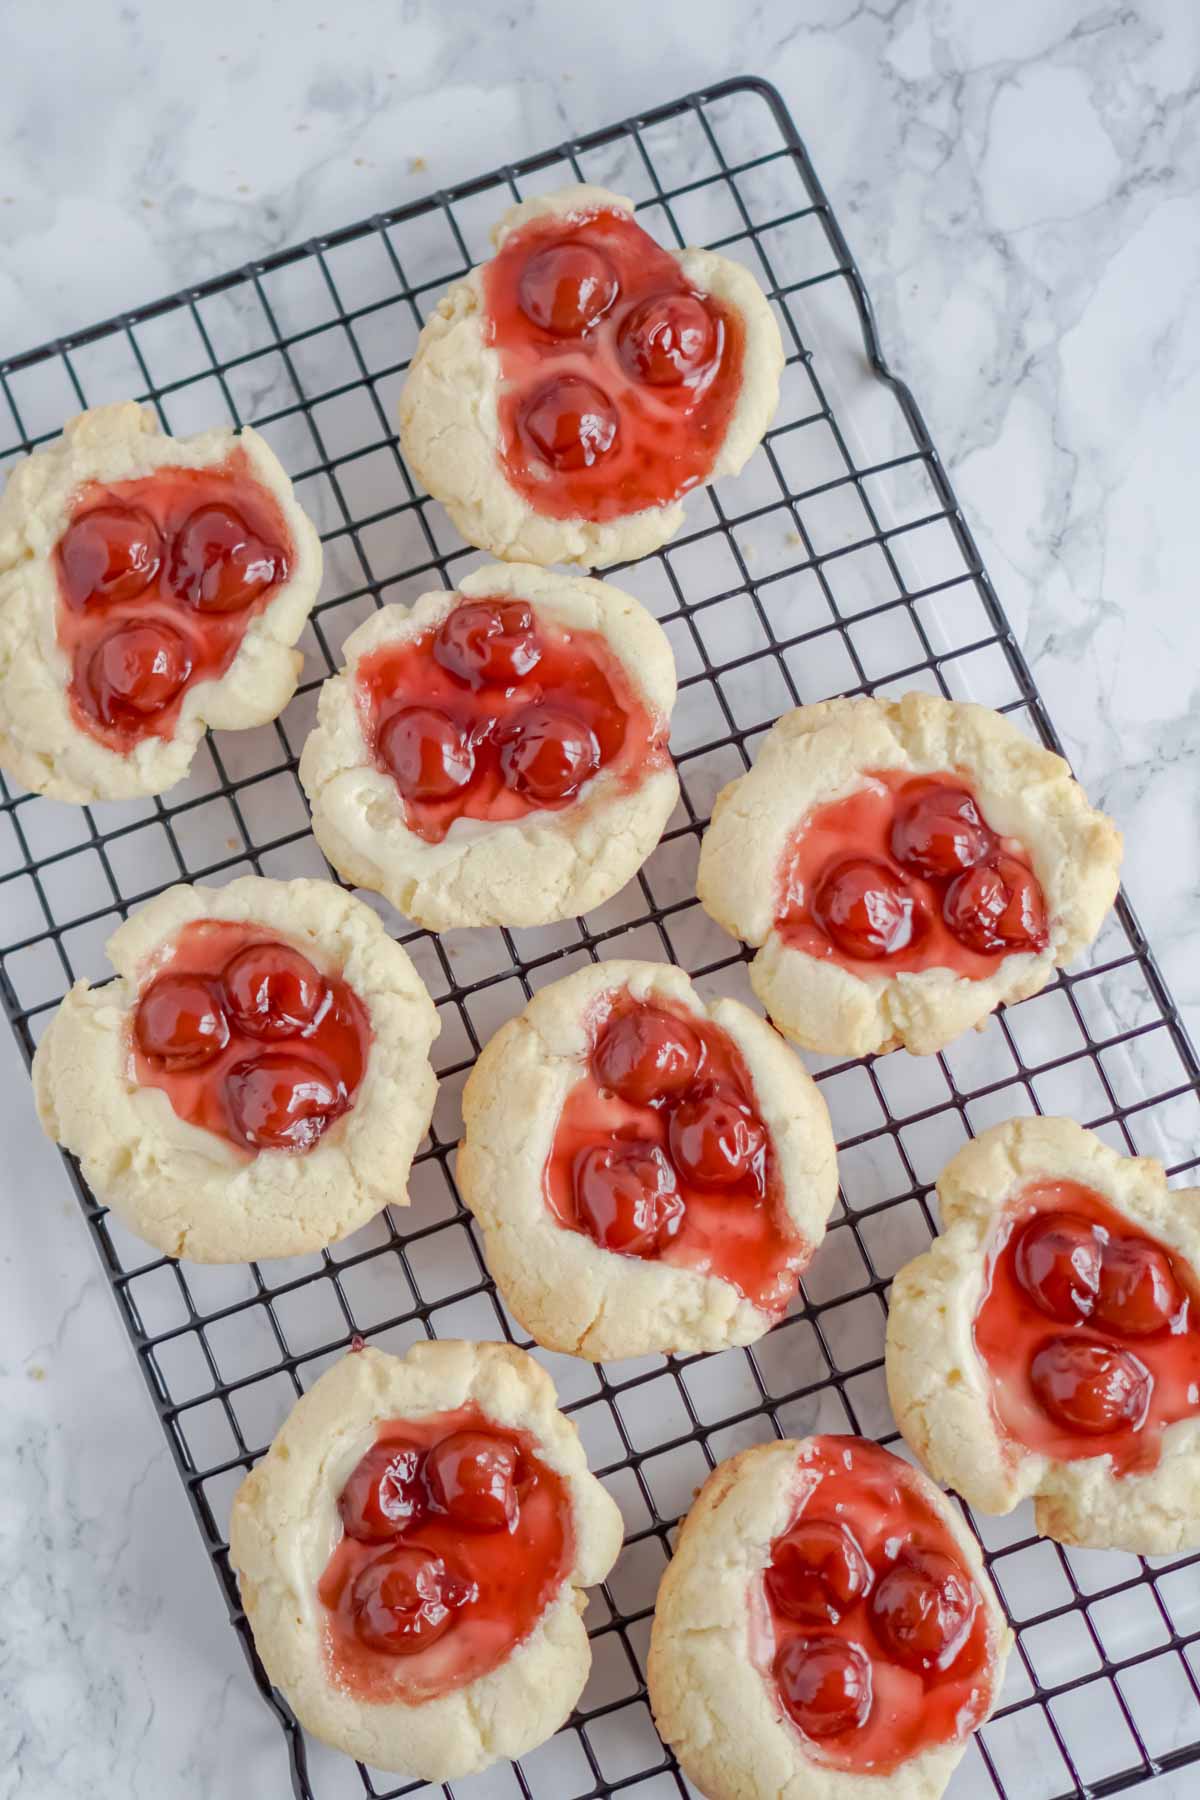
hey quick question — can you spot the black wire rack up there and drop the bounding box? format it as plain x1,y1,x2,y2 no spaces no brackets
2,75,1199,1800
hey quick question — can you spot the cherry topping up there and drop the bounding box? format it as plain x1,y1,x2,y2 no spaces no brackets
519,375,619,472
592,1008,702,1105
811,857,920,962
222,941,325,1040
1095,1239,1186,1337
498,703,600,802
1013,1213,1102,1325
351,1544,470,1656
1029,1337,1152,1435
573,1141,684,1257
775,1635,873,1740
517,242,620,336
432,600,541,688
943,853,1048,955
58,505,163,608
81,621,193,725
378,705,476,802
766,1520,873,1627
338,1441,425,1542
134,973,229,1069
869,1548,977,1673
617,291,718,387
167,504,282,613
889,780,995,881
426,1430,520,1533
224,1053,344,1153
668,1083,766,1189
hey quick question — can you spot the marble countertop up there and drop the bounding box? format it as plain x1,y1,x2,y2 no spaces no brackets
3,2,1198,1796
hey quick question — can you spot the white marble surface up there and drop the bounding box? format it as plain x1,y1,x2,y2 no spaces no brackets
2,2,1199,1797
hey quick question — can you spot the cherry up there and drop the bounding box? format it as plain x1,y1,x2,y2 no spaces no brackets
134,973,229,1069
426,1430,520,1532
1029,1337,1152,1435
222,941,325,1040
80,621,193,725
378,705,475,802
573,1140,684,1257
811,857,920,961
498,703,600,803
339,1441,426,1542
592,1008,702,1105
889,779,995,881
517,242,620,336
432,599,541,688
1013,1212,1103,1325
167,504,282,613
1095,1238,1186,1337
943,854,1048,955
668,1083,766,1189
58,504,163,608
617,291,718,386
766,1520,873,1627
519,375,619,472
869,1548,977,1673
775,1635,873,1739
351,1544,471,1656
224,1053,344,1153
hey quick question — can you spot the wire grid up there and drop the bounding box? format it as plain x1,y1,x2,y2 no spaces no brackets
2,76,1199,1800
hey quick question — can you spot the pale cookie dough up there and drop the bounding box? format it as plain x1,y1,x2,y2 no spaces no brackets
457,960,838,1360
229,1339,623,1779
299,560,679,931
0,402,322,803
398,184,784,567
697,693,1122,1058
32,876,438,1262
647,1437,1011,1800
886,1117,1200,1554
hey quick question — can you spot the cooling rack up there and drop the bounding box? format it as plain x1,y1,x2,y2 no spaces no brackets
2,74,1199,1800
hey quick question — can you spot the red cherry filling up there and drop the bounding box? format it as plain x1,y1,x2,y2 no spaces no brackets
811,857,919,962
378,705,475,801
432,600,541,688
767,1521,873,1626
134,972,230,1069
426,1431,521,1533
1095,1240,1186,1336
944,854,1048,954
573,1141,684,1257
668,1083,766,1189
223,941,325,1039
167,504,282,613
775,1636,873,1740
498,703,600,802
593,1008,701,1105
889,779,995,880
616,292,718,386
1014,1212,1102,1324
339,1441,426,1542
519,375,620,472
517,242,620,336
82,621,193,725
869,1549,977,1674
58,504,163,607
350,1545,471,1656
1030,1337,1152,1435
224,1053,345,1152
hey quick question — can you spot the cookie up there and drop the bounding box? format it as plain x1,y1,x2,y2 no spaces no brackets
32,876,438,1262
0,402,321,802
698,693,1122,1057
887,1116,1200,1554
299,561,678,931
457,960,838,1360
398,184,783,567
229,1340,623,1779
647,1435,1011,1800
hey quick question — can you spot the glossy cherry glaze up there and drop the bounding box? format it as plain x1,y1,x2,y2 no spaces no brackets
544,991,807,1315
753,1437,995,1774
974,1180,1200,1474
318,1405,572,1702
357,597,667,843
776,770,1049,980
54,453,291,752
131,920,369,1156
484,206,745,522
